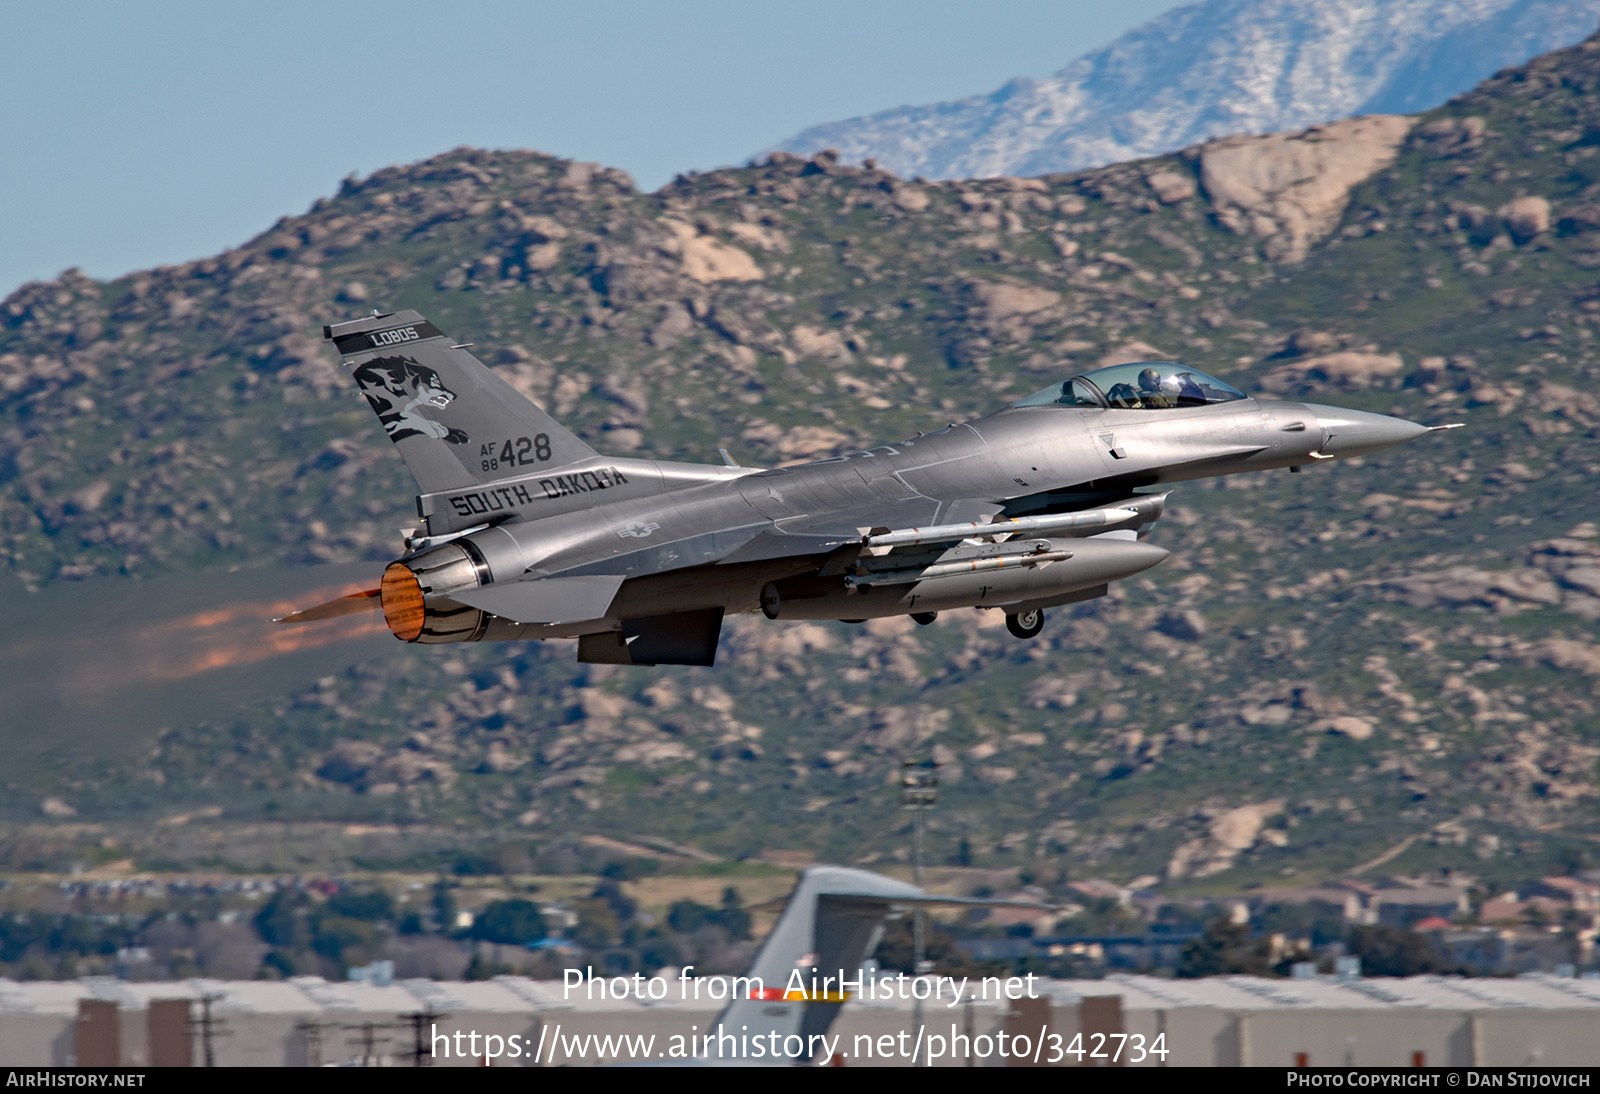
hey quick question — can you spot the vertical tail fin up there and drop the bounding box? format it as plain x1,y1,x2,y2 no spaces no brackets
707,866,1060,1062
325,310,598,495
712,866,921,1061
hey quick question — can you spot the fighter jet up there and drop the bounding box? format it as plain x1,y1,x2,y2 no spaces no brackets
278,309,1456,666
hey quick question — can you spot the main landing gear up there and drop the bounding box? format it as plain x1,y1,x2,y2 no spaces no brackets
1006,609,1044,640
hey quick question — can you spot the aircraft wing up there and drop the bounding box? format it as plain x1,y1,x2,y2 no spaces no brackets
716,497,997,566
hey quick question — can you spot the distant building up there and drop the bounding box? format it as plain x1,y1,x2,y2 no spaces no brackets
1256,878,1470,927
1435,928,1582,976
1371,886,1469,928
1480,894,1529,924
1526,877,1600,912
1253,887,1364,923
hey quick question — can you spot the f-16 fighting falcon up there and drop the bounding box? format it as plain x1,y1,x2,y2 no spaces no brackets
277,310,1459,666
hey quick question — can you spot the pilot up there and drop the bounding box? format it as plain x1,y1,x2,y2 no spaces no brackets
1136,368,1175,408
1106,382,1143,409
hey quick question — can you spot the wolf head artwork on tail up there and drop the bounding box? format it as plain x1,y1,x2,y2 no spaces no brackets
352,355,470,445
326,311,602,499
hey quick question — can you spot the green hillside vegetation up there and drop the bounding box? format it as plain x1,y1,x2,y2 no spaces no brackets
4,34,1600,895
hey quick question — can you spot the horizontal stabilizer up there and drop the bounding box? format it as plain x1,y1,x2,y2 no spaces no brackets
450,575,624,624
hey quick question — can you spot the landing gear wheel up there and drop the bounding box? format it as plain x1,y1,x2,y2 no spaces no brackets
911,612,938,626
1006,609,1044,639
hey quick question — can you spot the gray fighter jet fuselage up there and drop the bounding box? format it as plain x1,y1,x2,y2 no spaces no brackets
278,310,1452,666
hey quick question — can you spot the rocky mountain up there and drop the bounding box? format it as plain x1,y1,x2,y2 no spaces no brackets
770,0,1600,180
4,32,1600,895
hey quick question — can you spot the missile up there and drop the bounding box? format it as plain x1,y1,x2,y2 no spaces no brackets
864,505,1139,549
845,547,1074,588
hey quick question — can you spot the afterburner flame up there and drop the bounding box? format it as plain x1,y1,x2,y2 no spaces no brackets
0,578,394,720
134,582,388,680
380,563,425,642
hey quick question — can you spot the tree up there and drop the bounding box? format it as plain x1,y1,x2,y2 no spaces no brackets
1056,896,1141,936
263,950,297,978
573,899,621,949
667,899,714,935
667,890,750,941
636,929,685,971
325,890,393,922
471,899,546,946
591,880,637,923
311,916,376,964
1178,916,1272,978
718,888,751,942
0,914,48,963
431,880,457,933
1349,926,1440,977
253,892,308,948
601,858,659,881
872,917,1002,978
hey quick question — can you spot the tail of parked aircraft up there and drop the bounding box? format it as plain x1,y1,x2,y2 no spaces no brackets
324,309,597,496
710,866,921,1061
704,865,1056,1064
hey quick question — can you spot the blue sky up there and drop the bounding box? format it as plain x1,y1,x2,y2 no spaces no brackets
0,0,1182,294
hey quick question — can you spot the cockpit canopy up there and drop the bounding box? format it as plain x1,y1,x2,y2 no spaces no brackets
1013,361,1247,411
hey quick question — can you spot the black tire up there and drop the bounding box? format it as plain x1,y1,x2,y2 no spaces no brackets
1006,609,1044,639
911,612,938,626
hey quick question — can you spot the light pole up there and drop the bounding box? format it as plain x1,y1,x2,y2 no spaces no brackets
900,758,938,1066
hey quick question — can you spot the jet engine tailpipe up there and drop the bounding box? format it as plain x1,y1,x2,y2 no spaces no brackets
380,541,490,643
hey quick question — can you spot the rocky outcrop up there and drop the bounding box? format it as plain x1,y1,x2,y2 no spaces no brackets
659,220,764,283
1144,169,1197,204
1259,350,1406,392
316,740,457,792
1166,801,1286,879
1311,715,1376,742
1199,115,1414,261
1538,639,1600,676
1500,196,1552,242
1381,566,1563,614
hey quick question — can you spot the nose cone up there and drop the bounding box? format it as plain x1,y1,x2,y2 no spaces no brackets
1073,534,1172,582
1302,404,1429,460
